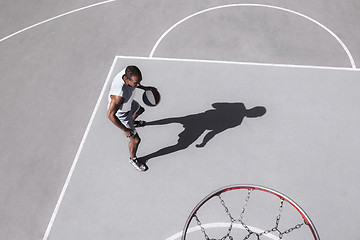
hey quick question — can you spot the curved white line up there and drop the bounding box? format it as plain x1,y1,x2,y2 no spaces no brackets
149,4,356,69
0,0,117,43
166,222,279,240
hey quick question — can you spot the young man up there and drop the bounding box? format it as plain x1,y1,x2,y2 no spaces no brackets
107,65,152,171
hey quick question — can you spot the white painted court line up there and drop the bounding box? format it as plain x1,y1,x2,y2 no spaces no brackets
41,56,118,240
166,222,280,240
119,55,360,71
0,0,117,43
149,3,357,69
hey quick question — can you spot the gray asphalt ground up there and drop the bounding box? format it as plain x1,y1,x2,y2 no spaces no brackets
1,1,360,240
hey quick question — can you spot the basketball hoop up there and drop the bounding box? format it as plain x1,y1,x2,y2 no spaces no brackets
182,185,320,240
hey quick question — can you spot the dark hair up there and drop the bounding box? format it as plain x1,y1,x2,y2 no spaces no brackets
125,65,142,80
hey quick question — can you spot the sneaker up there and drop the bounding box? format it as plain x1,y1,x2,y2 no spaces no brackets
129,157,148,171
134,120,146,128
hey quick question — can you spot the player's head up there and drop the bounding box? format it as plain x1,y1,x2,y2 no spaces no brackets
124,65,142,87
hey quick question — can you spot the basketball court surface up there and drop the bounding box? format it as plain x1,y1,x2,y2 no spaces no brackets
1,1,360,240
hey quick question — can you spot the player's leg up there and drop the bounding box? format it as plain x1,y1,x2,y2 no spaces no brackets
116,109,146,171
125,104,147,171
129,133,141,160
131,101,146,127
126,110,140,159
128,133,147,171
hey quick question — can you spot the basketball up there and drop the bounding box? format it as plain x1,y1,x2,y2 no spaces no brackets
142,88,160,106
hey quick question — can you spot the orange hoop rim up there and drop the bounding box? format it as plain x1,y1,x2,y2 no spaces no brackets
181,184,320,240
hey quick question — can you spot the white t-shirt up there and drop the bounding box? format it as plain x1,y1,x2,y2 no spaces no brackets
108,68,136,113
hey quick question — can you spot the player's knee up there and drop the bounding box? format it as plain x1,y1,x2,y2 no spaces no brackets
133,135,141,145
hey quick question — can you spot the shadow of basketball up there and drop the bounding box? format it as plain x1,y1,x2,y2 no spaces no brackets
140,102,266,163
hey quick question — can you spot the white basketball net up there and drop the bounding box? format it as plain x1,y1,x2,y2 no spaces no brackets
183,186,319,240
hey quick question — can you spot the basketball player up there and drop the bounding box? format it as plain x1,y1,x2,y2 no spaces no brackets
107,65,153,171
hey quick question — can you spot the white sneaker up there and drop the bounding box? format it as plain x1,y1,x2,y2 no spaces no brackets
129,157,147,171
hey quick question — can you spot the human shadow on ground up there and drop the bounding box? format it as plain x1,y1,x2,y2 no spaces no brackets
140,102,266,163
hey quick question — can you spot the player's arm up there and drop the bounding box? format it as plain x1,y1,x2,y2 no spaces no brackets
107,95,132,137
